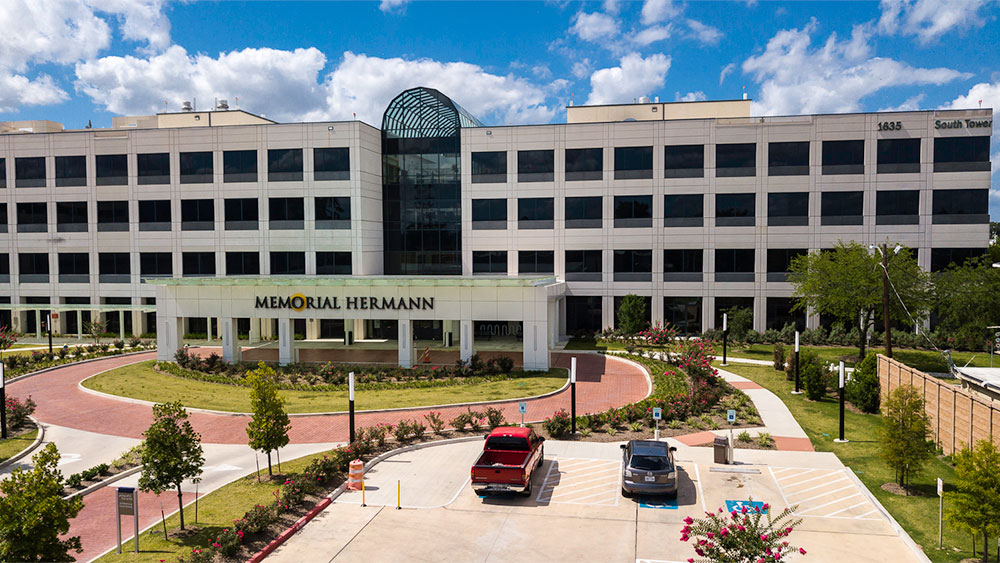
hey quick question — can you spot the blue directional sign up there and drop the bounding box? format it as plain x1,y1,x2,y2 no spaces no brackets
725,499,767,513
727,409,736,423
518,402,527,414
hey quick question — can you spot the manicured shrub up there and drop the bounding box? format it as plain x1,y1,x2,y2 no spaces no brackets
772,343,785,372
799,351,828,401
424,411,445,433
5,395,37,429
846,352,881,414
484,406,506,429
543,409,572,437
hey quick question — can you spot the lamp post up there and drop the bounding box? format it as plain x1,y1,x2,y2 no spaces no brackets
348,371,355,444
722,313,728,366
570,357,577,435
792,331,802,395
834,361,848,443
46,312,53,358
0,362,6,439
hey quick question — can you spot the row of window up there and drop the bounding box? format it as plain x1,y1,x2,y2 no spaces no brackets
472,247,985,278
471,189,989,229
6,251,353,280
470,137,992,182
0,148,350,188
1,197,350,232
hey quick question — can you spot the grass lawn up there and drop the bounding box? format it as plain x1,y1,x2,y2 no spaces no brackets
96,449,329,563
0,426,38,463
83,361,567,413
716,361,975,562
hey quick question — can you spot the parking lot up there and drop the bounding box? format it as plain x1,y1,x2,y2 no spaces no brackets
268,439,924,563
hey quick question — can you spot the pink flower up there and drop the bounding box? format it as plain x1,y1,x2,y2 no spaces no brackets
680,534,689,542
683,516,693,525
799,548,807,555
760,534,768,541
720,527,728,537
784,527,792,534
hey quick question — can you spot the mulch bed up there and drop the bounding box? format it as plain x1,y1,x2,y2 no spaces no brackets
2,421,37,443
880,482,924,497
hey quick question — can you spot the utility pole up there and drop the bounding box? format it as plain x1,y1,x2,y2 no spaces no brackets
882,243,892,359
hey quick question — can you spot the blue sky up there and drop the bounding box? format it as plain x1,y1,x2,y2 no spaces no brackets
1,0,998,218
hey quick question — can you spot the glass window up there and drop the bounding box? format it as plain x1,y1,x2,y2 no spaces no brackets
877,139,920,173
16,202,47,232
472,251,507,274
820,191,863,225
138,200,171,231
315,196,350,229
268,197,304,229
665,297,702,334
663,249,702,282
930,248,986,272
716,193,755,226
613,249,652,281
471,198,507,229
932,189,988,224
19,253,50,275
140,252,172,276
664,145,704,178
224,198,258,230
716,143,755,177
614,195,652,228
934,136,991,172
876,190,919,224
664,194,703,227
0,203,5,232
267,148,303,181
97,200,129,231
99,252,130,277
613,295,651,329
822,140,864,174
767,297,805,330
614,146,652,179
15,157,45,187
314,148,350,180
316,251,352,275
565,196,602,228
56,202,87,232
95,154,127,185
517,197,554,229
223,149,258,182
179,151,213,183
768,142,809,176
471,151,506,183
518,250,554,274
224,252,259,275
565,250,602,281
0,158,5,188
517,149,554,182
767,192,809,226
55,156,87,186
766,248,807,282
58,253,90,276
715,249,755,282
137,153,170,184
0,254,8,276
566,296,603,336
182,252,215,276
565,148,602,181
270,251,305,275
181,199,214,230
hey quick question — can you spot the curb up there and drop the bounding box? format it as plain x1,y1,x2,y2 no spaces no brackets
4,349,156,386
0,416,44,470
64,465,143,500
843,466,931,563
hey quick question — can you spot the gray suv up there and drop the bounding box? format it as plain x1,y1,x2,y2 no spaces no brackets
620,440,678,498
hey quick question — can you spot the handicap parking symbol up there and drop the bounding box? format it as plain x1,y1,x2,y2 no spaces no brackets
725,499,767,513
639,497,678,510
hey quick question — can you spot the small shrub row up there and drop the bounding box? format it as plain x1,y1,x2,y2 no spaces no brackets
2,342,153,380
4,395,36,430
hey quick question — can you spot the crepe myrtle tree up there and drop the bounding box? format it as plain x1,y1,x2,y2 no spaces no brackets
139,401,204,532
680,502,805,563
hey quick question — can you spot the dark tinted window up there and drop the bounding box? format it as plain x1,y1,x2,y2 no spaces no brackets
137,153,170,184
97,201,128,226
95,154,127,185
664,145,704,178
315,196,350,227
768,141,809,176
664,194,703,226
877,139,920,173
181,199,214,230
471,151,506,183
182,252,215,276
55,156,86,186
0,254,8,276
270,251,306,275
822,140,864,174
140,252,172,276
517,197,554,228
932,189,988,223
224,198,258,230
820,191,863,225
472,251,507,274
934,136,991,172
517,150,554,181
268,197,304,221
716,249,755,272
17,202,46,229
471,199,507,222
314,148,350,180
56,202,87,227
614,195,652,227
0,203,5,227
613,250,652,274
665,296,702,334
716,193,755,226
566,295,603,334
565,148,602,180
767,192,809,226
614,146,652,179
223,150,257,182
59,253,89,275
316,252,352,275
226,252,260,275
518,250,554,274
267,149,303,181
15,157,45,187
0,159,5,188
19,253,49,274
179,151,213,183
876,190,919,224
931,248,986,272
138,200,171,223
664,250,702,273
716,143,755,177
566,196,602,228
99,253,130,275
767,249,807,282
565,250,602,273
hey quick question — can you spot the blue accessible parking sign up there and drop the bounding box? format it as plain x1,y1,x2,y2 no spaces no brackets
639,497,678,509
725,500,767,513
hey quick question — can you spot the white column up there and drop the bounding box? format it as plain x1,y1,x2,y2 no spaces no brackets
157,316,183,361
249,318,260,344
131,310,143,337
460,319,474,362
343,319,354,345
548,301,558,347
76,310,83,340
119,310,125,341
221,317,241,363
398,319,413,368
522,320,550,371
35,310,41,339
278,318,294,366
306,319,319,340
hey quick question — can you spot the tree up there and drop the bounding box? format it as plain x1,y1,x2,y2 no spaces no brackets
139,401,204,531
798,350,828,401
788,241,931,359
681,502,805,562
84,319,107,347
616,294,648,348
947,440,1000,562
0,443,83,561
879,385,933,490
933,255,1000,351
846,352,881,413
246,362,291,477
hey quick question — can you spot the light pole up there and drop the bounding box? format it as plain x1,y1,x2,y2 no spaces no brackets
792,331,802,395
348,371,356,444
722,313,728,366
570,357,577,435
870,243,902,358
834,361,848,443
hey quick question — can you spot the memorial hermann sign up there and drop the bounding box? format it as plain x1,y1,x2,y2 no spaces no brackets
255,294,435,312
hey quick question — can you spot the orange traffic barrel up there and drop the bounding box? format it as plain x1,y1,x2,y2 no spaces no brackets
347,459,363,490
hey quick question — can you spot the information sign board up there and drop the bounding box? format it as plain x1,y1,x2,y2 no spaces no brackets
652,407,662,420
727,410,736,423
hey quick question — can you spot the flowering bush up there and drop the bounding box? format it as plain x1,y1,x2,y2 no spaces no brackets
424,411,445,433
543,409,572,437
681,503,804,563
5,395,36,430
214,527,242,556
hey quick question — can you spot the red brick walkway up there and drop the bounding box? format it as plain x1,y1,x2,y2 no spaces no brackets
9,351,649,444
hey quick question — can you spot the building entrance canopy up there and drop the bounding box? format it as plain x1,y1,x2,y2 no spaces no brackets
151,276,566,370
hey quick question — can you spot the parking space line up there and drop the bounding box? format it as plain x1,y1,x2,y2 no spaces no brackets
540,480,617,500
785,476,848,497
693,463,706,513
797,493,861,514
855,509,879,519
568,488,620,503
551,470,621,489
781,471,834,488
535,457,623,507
792,484,856,505
555,465,621,481
769,467,793,512
825,500,870,517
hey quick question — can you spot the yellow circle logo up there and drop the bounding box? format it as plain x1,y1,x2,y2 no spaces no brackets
290,293,307,311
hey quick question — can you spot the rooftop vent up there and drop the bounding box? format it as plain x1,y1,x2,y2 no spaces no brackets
638,96,651,104
216,99,229,110
181,101,193,112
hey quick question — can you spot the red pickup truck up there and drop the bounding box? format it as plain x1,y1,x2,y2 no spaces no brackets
471,427,545,496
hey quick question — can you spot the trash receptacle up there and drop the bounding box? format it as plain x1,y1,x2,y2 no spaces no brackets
714,435,732,464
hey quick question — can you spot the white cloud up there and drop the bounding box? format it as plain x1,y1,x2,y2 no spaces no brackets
571,12,619,42
586,52,671,105
603,0,621,15
531,65,552,79
0,73,69,112
878,0,995,44
941,81,1000,210
571,59,593,79
675,91,707,102
742,20,970,116
686,19,723,45
379,0,409,13
93,0,171,51
878,93,925,112
640,0,680,25
631,25,671,46
719,62,736,85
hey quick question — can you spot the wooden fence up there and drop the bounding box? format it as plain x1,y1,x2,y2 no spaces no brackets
879,355,1000,455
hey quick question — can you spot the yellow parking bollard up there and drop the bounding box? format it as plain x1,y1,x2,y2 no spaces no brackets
361,479,366,507
396,480,401,510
